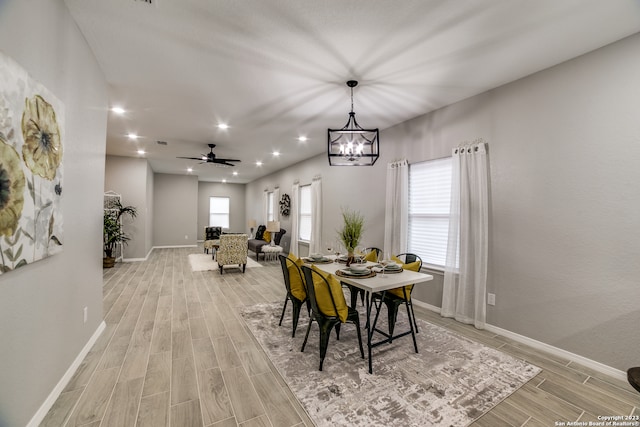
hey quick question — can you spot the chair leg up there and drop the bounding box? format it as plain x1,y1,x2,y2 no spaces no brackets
301,319,313,352
291,300,303,338
405,300,419,353
409,301,419,334
242,263,246,273
318,324,335,371
279,298,289,326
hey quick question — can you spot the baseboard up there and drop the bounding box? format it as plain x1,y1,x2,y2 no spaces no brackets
483,323,627,382
27,321,106,427
123,246,156,262
412,299,626,382
153,244,198,249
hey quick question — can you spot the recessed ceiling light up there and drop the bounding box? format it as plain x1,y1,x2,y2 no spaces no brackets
137,149,145,155
273,151,280,157
298,136,307,142
127,133,139,140
217,123,229,130
222,179,227,183
187,167,193,173
256,161,263,166
232,171,238,176
111,106,125,115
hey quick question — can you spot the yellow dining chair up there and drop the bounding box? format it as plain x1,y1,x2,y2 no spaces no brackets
301,265,364,371
278,254,309,337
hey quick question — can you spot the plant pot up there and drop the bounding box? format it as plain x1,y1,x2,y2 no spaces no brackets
103,257,116,268
346,251,355,267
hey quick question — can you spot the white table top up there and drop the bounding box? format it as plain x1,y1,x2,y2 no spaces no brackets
307,257,434,293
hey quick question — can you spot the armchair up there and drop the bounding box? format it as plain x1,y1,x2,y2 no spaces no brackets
204,226,222,254
216,233,248,274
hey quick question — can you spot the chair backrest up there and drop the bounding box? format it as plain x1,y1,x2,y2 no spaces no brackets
396,252,423,269
278,254,304,295
364,247,381,257
205,226,222,240
301,265,339,319
217,234,248,264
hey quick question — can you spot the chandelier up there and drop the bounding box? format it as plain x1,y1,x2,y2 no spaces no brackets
327,80,379,166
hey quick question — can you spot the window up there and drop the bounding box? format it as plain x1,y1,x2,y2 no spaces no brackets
209,196,230,229
299,185,311,241
408,157,453,268
267,192,274,222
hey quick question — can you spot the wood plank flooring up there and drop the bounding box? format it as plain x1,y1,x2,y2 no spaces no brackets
41,247,640,426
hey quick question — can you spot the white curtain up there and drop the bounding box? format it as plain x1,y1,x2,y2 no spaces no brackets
309,176,322,254
290,182,300,256
384,159,409,257
442,141,489,329
262,189,269,224
273,187,280,222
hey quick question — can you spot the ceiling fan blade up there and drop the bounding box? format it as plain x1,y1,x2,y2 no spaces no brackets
177,156,205,161
216,158,241,163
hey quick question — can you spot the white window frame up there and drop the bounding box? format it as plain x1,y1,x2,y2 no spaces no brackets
298,185,311,242
267,192,274,222
408,157,453,270
209,196,230,229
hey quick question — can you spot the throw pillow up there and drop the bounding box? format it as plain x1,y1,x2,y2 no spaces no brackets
364,250,378,263
387,257,421,300
311,265,348,322
286,253,306,301
263,230,271,243
254,225,266,240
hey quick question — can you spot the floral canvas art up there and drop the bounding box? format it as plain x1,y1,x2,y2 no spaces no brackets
0,52,64,274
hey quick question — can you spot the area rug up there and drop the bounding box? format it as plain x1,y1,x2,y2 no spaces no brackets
188,253,263,272
240,302,540,427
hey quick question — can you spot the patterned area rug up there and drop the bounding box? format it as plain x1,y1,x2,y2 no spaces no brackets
188,253,262,272
241,302,540,427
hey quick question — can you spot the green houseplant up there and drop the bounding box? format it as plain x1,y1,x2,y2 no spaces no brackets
103,200,137,268
337,208,364,266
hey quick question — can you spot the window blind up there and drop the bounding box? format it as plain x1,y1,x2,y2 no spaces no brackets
209,196,230,228
408,157,452,268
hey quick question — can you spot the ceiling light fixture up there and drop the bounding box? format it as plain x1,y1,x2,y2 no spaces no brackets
298,136,307,142
273,151,280,157
111,106,125,115
217,123,229,130
232,171,238,176
127,133,139,140
328,80,379,166
256,161,263,166
137,149,145,155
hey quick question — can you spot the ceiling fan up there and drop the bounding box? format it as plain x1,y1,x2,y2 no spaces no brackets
177,144,241,167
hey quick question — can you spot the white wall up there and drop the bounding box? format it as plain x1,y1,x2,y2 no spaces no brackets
0,1,108,425
247,33,640,372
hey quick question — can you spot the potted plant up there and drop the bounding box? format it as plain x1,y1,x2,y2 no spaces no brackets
337,208,364,266
103,200,137,268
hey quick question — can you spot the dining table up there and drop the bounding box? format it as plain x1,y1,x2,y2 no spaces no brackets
305,255,434,374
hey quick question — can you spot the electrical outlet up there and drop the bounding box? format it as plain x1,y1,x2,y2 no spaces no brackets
83,306,88,323
487,293,496,306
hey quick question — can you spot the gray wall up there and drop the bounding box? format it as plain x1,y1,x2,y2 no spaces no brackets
105,155,154,259
198,181,247,237
153,173,199,246
0,0,108,426
247,33,640,372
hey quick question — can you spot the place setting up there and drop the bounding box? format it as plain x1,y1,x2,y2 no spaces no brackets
335,262,377,279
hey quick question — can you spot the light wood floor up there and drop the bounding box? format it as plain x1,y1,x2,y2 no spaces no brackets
41,246,639,426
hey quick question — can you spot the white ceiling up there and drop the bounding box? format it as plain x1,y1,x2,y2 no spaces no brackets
64,0,640,183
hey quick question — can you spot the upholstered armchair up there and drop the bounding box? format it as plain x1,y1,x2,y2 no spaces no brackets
216,233,248,274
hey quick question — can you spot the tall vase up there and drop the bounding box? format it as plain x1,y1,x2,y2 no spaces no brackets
346,250,354,267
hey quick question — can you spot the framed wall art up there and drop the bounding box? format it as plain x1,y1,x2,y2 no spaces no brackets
0,51,64,274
